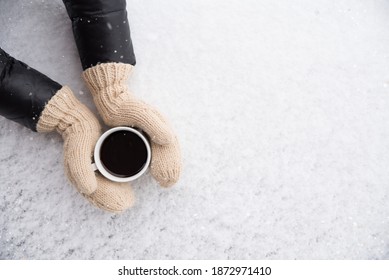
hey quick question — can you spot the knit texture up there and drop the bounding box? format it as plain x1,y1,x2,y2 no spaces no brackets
37,86,134,212
86,176,135,214
83,62,182,187
150,136,182,187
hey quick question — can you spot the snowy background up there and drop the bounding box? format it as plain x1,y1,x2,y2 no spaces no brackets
1,0,389,259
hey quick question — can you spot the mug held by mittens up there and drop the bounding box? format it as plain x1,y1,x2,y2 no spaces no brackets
0,48,134,213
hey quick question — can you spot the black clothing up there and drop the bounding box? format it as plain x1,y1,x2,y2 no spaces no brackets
63,0,136,70
0,48,61,131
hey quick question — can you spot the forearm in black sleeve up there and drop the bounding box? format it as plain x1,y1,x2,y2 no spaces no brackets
0,48,62,131
62,0,136,70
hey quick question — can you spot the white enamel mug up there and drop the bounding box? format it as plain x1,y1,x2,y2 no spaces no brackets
92,127,151,182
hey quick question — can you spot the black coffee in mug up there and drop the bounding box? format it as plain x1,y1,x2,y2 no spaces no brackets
99,130,149,178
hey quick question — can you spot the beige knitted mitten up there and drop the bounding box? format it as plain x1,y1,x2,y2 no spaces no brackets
83,63,181,187
37,86,134,212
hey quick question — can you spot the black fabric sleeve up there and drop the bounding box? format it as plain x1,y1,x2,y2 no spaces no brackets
62,0,136,70
0,48,61,131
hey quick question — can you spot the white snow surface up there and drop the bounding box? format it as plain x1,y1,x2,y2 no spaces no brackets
1,0,389,259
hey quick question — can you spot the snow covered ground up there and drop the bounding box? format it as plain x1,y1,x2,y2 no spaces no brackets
1,0,389,259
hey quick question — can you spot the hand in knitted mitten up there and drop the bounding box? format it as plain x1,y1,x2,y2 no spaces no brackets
37,86,134,212
83,63,182,187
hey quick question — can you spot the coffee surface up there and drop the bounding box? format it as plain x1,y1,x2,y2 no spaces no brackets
100,130,148,178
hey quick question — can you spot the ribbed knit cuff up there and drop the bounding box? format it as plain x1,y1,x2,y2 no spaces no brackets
37,86,100,135
82,62,133,94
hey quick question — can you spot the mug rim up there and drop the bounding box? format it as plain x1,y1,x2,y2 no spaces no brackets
93,126,151,182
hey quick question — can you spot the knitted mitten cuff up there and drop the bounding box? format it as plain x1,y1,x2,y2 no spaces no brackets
37,86,100,137
83,62,133,97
